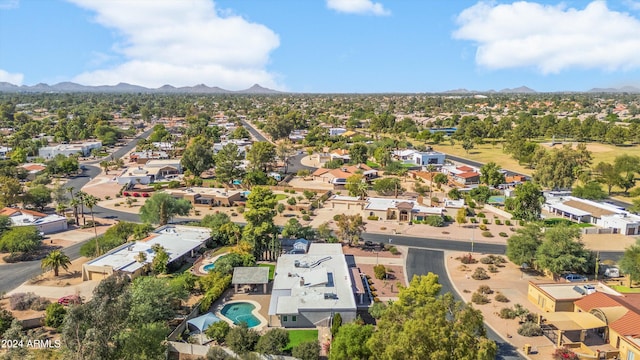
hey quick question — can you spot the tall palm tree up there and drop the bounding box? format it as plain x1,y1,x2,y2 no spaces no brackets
69,198,80,226
75,191,88,223
82,194,100,256
426,164,436,200
41,250,71,277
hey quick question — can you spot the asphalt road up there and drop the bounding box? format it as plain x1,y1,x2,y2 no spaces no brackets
0,129,152,295
406,248,524,360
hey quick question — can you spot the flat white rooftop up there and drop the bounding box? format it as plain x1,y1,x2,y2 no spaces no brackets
269,243,356,316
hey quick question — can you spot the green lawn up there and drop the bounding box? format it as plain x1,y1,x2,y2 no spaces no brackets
258,263,275,280
366,160,380,169
610,285,640,293
285,329,318,351
275,194,288,201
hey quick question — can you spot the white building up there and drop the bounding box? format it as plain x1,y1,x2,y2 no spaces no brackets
544,196,640,236
0,207,68,234
0,146,11,159
38,141,102,159
393,149,446,167
268,243,357,328
117,159,182,185
82,225,211,280
328,128,347,136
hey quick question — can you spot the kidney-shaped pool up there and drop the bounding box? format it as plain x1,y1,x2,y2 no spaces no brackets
220,302,261,328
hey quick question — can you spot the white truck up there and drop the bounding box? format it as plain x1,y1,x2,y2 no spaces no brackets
599,265,620,278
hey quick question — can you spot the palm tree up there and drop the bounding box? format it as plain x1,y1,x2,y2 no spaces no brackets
426,164,436,200
41,250,71,277
56,202,67,216
69,198,80,226
99,160,110,175
75,191,88,222
82,194,100,256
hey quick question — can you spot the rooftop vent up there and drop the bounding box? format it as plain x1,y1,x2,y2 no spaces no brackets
324,293,338,300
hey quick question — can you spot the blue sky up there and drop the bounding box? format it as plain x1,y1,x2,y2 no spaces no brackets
2,0,640,93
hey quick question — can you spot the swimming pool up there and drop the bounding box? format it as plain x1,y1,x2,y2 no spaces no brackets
220,302,260,328
488,195,505,204
203,263,216,272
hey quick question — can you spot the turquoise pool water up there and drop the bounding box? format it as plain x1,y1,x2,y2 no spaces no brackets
203,263,216,272
488,195,505,204
220,302,260,328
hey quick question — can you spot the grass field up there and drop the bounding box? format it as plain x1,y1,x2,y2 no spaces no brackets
285,329,318,351
275,194,288,201
610,285,640,293
258,263,275,280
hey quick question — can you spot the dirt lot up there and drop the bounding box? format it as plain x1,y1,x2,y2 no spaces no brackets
342,245,406,300
27,257,88,287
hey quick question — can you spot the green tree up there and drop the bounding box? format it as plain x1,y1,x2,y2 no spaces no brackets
246,141,276,173
469,185,492,204
225,322,260,354
151,244,170,274
373,146,391,167
619,239,640,284
367,274,496,360
139,192,192,225
572,181,607,200
462,139,475,154
214,143,245,184
345,174,369,199
479,162,505,187
44,302,67,328
276,139,296,174
116,322,168,360
242,186,278,259
0,308,14,335
205,321,230,344
536,226,591,275
373,177,404,196
432,173,448,189
508,181,543,221
181,137,215,177
256,328,289,355
335,214,365,245
0,175,22,207
0,226,42,254
128,276,187,324
533,144,592,190
23,184,52,211
41,250,71,277
593,162,621,195
349,143,369,164
506,223,543,268
330,323,374,360
292,340,320,360
455,207,467,227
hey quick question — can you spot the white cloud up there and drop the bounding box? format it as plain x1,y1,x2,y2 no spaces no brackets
0,0,19,10
624,0,640,11
0,69,23,84
67,0,282,90
453,1,640,74
326,0,390,16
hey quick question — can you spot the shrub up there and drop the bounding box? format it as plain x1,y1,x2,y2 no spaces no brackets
552,347,579,360
470,218,477,223
374,264,386,280
104,195,111,200
114,203,120,207
472,267,490,280
443,215,453,222
10,292,42,311
517,322,543,337
0,309,14,335
168,180,181,188
30,297,51,311
287,197,297,205
389,246,400,255
495,293,509,303
481,231,493,237
495,219,502,225
44,303,67,328
425,216,445,227
505,220,512,226
477,285,493,294
302,214,311,221
479,256,493,264
380,226,387,230
471,292,490,304
479,224,487,231
499,232,508,237
482,218,489,224
153,183,163,191
333,214,342,221
499,307,516,319
237,206,245,214
367,215,379,221
458,253,477,264
476,212,486,218
488,264,498,273
331,313,342,336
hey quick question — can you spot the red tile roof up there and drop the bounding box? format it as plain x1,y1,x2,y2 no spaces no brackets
574,292,624,312
610,311,640,337
457,165,474,171
457,171,480,179
0,207,47,218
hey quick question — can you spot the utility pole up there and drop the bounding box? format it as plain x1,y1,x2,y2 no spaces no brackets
471,224,475,253
595,251,600,281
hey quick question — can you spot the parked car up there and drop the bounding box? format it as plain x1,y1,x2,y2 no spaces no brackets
564,274,588,282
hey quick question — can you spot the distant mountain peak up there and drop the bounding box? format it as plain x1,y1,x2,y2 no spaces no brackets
0,81,283,94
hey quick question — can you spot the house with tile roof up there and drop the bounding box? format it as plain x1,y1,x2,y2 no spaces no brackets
18,163,46,181
312,164,376,185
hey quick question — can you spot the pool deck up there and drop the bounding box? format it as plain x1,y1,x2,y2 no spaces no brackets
192,252,229,276
206,284,278,333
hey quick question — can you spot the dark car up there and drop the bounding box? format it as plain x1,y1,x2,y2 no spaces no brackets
564,274,588,282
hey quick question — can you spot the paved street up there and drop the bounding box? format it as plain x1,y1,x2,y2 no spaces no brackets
406,248,524,360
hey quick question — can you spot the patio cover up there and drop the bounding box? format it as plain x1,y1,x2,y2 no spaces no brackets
187,312,221,333
544,312,607,331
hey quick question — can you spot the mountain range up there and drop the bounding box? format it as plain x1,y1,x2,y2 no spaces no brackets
1,81,640,94
0,82,283,94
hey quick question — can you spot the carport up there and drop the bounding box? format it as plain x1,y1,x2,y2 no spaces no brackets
541,312,607,347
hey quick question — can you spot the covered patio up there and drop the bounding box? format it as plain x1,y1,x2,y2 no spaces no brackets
540,312,618,358
232,267,269,294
